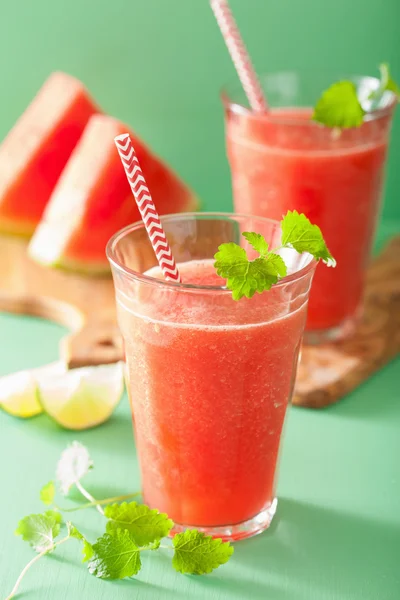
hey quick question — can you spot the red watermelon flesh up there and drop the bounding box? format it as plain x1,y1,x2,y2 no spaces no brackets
0,72,99,236
28,114,198,273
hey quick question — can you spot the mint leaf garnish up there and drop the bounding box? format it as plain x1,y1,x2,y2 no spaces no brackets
243,231,269,256
15,511,62,552
266,253,288,277
312,80,365,128
172,530,234,575
105,501,173,546
386,74,400,97
370,63,400,101
214,245,280,300
56,441,93,495
314,63,399,128
87,530,141,579
281,210,335,266
214,210,334,300
214,242,247,272
40,481,55,506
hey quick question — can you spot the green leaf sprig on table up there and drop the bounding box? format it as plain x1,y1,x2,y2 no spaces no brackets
312,63,400,128
5,442,233,600
214,210,335,301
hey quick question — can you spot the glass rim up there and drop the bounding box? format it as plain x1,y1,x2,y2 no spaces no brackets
221,71,397,126
106,211,317,293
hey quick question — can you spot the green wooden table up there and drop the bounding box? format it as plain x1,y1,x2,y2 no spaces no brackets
1,242,399,600
1,1,400,598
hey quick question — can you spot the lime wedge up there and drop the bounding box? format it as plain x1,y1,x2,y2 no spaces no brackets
0,362,65,418
38,362,124,430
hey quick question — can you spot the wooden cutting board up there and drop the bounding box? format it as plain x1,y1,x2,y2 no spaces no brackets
293,236,400,408
0,234,399,408
0,235,122,368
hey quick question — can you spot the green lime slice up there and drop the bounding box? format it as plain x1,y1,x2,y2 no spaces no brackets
0,362,65,418
38,362,124,430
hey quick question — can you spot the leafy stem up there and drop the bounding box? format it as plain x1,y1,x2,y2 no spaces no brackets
56,492,141,513
5,534,70,600
7,442,234,598
76,481,105,515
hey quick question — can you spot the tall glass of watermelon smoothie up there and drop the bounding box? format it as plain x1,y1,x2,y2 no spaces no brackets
223,72,396,342
107,213,316,541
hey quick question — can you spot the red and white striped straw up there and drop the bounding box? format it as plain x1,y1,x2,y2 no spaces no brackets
114,133,181,282
210,0,268,112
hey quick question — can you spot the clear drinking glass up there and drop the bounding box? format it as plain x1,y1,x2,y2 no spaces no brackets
222,72,396,342
107,212,316,541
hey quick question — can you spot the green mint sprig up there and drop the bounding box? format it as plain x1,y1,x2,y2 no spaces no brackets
312,63,399,128
5,443,233,599
214,210,335,301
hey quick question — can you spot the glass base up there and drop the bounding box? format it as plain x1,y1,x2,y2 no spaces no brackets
304,313,359,345
170,498,278,542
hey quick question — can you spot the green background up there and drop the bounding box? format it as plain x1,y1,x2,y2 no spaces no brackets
0,1,399,599
0,0,399,218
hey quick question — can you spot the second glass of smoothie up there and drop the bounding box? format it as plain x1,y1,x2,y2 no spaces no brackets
223,72,396,341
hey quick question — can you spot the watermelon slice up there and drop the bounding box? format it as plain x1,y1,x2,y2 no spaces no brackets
28,114,198,273
0,72,99,236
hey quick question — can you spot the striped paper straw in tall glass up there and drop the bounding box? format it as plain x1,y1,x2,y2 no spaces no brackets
210,0,268,112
